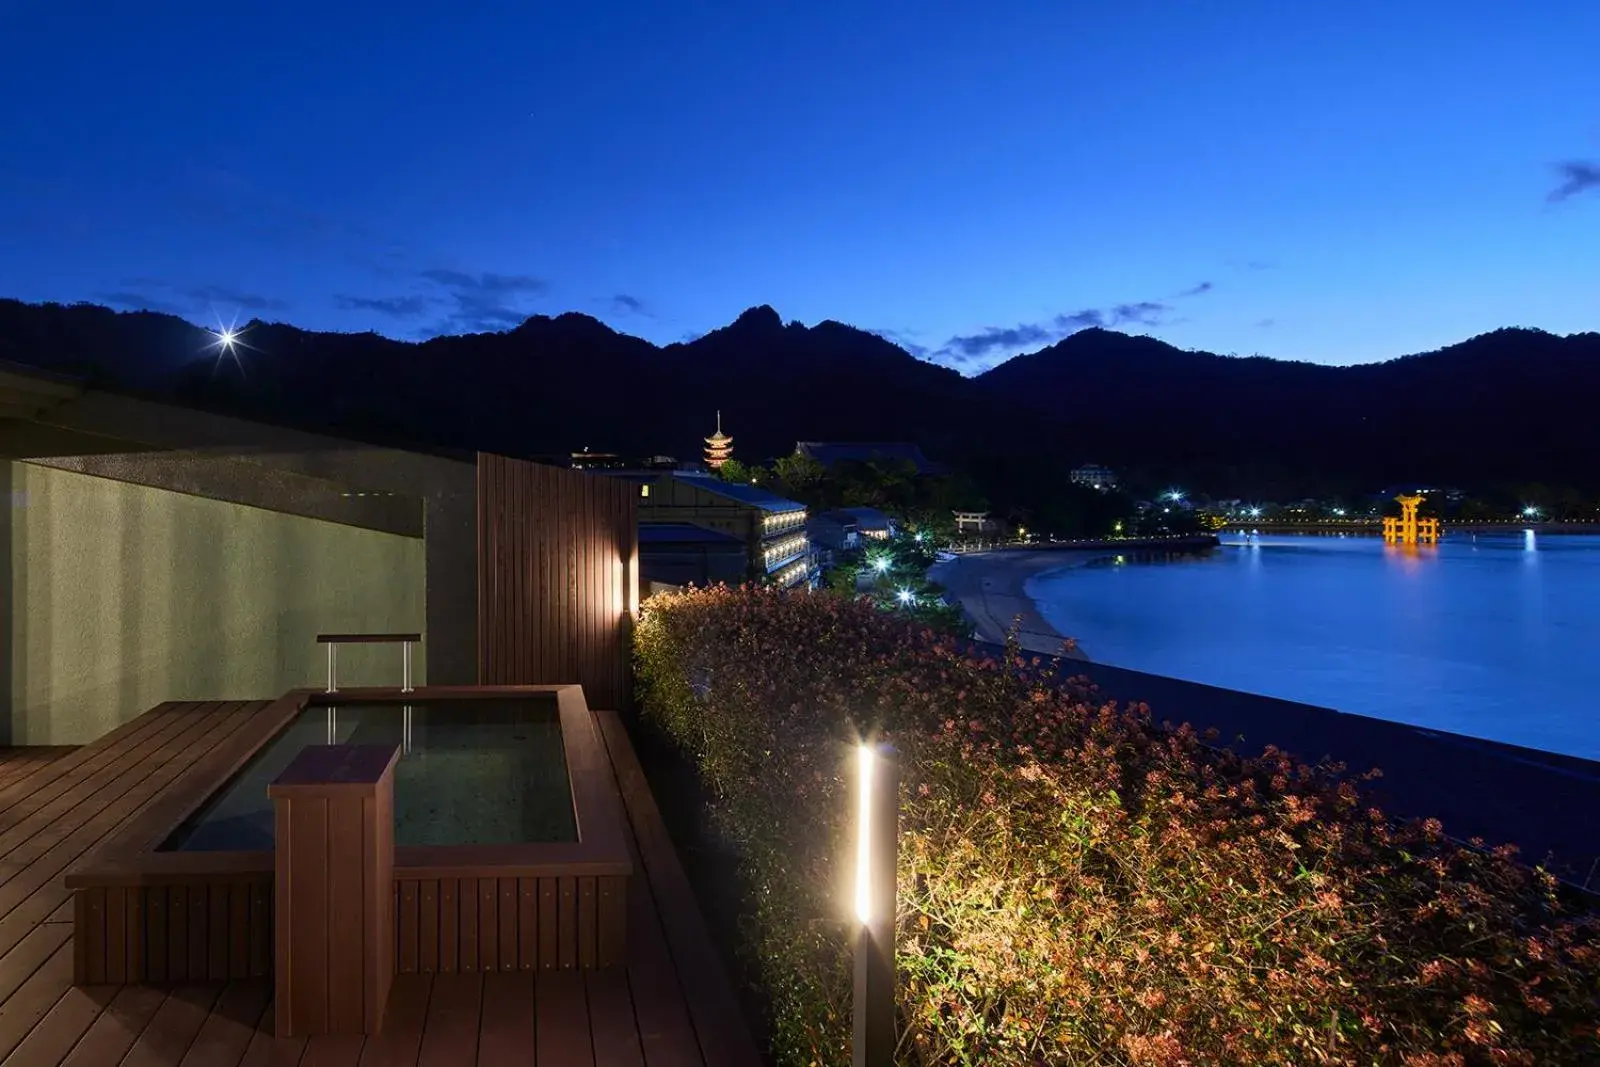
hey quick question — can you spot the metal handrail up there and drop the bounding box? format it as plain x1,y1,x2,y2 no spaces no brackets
315,632,422,694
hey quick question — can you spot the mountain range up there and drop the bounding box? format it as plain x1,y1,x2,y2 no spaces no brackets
2,298,1597,497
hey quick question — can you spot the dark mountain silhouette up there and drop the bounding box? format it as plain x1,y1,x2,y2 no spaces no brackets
975,325,1600,494
1,298,1597,497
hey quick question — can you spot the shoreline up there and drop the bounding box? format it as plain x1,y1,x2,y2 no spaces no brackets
928,536,1218,660
928,550,1100,659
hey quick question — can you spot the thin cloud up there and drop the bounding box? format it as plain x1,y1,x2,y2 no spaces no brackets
1256,317,1277,328
1177,281,1214,297
941,323,1058,362
335,294,432,318
419,269,547,334
936,298,1172,368
97,291,186,315
186,285,290,312
1547,160,1600,203
611,294,646,314
1110,301,1167,325
1052,309,1106,331
869,328,931,360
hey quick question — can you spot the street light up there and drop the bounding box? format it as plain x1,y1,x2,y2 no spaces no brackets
853,744,898,1067
896,588,914,606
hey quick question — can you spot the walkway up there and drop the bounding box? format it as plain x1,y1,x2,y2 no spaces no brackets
0,701,761,1066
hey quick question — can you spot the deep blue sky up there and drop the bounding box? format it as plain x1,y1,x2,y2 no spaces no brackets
1,1,1596,373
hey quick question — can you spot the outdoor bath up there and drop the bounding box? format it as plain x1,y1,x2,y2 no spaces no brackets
64,685,632,989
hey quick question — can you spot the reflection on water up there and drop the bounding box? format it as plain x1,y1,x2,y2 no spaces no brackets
1027,533,1600,760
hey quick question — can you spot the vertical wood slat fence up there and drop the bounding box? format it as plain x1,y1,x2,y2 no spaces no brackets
74,877,274,984
394,875,626,974
74,873,627,984
476,454,639,710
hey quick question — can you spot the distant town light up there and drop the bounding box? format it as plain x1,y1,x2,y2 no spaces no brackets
1248,507,1263,518
1522,505,1541,518
1333,508,1345,517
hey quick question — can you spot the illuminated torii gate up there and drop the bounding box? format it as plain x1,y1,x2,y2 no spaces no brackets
1382,493,1439,546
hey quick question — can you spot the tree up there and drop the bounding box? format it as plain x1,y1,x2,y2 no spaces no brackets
717,458,755,484
771,452,825,499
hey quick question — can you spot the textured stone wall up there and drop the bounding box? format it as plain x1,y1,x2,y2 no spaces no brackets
3,461,426,744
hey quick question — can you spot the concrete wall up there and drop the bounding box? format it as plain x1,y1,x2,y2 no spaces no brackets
2,461,426,744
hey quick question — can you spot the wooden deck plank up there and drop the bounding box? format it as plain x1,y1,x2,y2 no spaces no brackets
57,984,169,1067
356,973,431,1067
414,972,481,1067
0,704,258,962
534,971,593,1066
596,711,761,1067
0,703,236,907
0,708,173,817
0,749,73,798
0,698,761,1067
475,972,533,1067
584,970,644,1067
0,922,71,1006
178,981,270,1067
0,712,181,836
0,705,199,867
0,938,73,1062
0,981,117,1067
236,1002,307,1067
118,984,225,1067
298,1034,366,1067
619,860,701,1067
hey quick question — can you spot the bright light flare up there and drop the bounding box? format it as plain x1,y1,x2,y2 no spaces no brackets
896,588,914,605
855,745,874,924
1248,507,1263,518
204,312,254,378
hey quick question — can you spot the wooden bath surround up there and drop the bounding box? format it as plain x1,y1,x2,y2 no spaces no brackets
64,686,632,995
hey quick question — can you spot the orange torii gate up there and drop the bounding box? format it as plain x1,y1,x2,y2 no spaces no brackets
1382,493,1440,545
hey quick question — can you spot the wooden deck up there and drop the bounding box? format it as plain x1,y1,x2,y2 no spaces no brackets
0,702,763,1066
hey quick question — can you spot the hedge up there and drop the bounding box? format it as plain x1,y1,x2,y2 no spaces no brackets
633,584,1600,1066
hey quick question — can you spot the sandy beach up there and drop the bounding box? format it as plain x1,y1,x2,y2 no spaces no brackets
927,550,1098,659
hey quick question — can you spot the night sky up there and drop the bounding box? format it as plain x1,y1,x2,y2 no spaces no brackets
1,1,1596,372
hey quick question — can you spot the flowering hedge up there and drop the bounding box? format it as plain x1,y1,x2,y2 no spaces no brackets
634,585,1600,1066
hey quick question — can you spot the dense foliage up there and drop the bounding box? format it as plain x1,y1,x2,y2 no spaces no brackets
635,585,1600,1067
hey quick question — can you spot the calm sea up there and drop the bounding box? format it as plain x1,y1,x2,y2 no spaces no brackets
1026,532,1600,761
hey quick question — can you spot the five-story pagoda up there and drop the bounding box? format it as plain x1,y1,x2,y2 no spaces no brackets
704,411,733,469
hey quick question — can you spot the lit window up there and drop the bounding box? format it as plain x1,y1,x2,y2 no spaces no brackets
640,484,651,498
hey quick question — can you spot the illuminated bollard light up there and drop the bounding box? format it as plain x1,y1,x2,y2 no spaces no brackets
853,743,898,1067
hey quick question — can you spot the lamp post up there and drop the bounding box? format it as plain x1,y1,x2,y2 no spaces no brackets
854,743,898,1067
